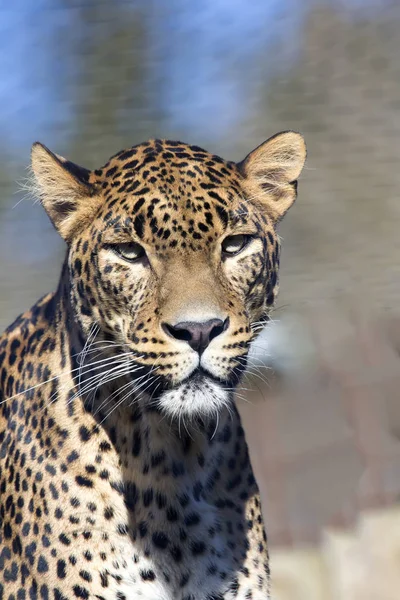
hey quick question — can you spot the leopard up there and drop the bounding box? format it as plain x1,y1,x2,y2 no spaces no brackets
0,131,306,600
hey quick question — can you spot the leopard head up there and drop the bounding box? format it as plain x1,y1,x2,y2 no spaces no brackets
31,133,306,418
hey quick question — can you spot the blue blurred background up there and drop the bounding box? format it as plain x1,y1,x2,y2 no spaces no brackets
1,1,400,595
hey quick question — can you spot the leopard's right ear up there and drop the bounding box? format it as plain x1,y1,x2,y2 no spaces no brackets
31,143,101,242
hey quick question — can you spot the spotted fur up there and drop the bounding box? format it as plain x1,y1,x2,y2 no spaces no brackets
0,132,306,599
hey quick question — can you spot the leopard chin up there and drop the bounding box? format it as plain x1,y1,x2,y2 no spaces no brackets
154,376,231,420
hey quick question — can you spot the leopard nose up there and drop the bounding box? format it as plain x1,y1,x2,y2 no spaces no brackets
162,318,229,354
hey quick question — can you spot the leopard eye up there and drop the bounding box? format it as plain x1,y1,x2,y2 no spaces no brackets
111,242,146,263
221,234,250,257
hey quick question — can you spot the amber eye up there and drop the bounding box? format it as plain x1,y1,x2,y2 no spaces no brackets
221,234,251,256
111,242,146,263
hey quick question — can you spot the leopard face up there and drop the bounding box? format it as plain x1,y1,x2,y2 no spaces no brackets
31,133,306,419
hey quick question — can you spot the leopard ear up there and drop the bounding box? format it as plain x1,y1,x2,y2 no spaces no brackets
238,131,306,223
31,142,100,242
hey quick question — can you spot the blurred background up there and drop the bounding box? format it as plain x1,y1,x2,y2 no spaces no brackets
1,0,400,597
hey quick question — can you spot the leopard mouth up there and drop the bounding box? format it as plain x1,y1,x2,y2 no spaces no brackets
183,367,222,386
125,358,246,407
178,363,246,390
128,359,248,418
147,367,222,396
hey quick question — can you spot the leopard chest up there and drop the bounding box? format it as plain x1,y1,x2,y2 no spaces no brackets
45,478,239,600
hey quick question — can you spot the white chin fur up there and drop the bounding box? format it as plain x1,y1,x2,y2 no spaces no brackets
155,379,230,419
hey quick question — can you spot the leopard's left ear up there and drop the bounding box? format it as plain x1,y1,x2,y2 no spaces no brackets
238,131,306,223
31,142,101,243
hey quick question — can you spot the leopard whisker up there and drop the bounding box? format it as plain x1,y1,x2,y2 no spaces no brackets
0,350,141,405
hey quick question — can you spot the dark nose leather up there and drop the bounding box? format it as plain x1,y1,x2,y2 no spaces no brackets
163,318,229,354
